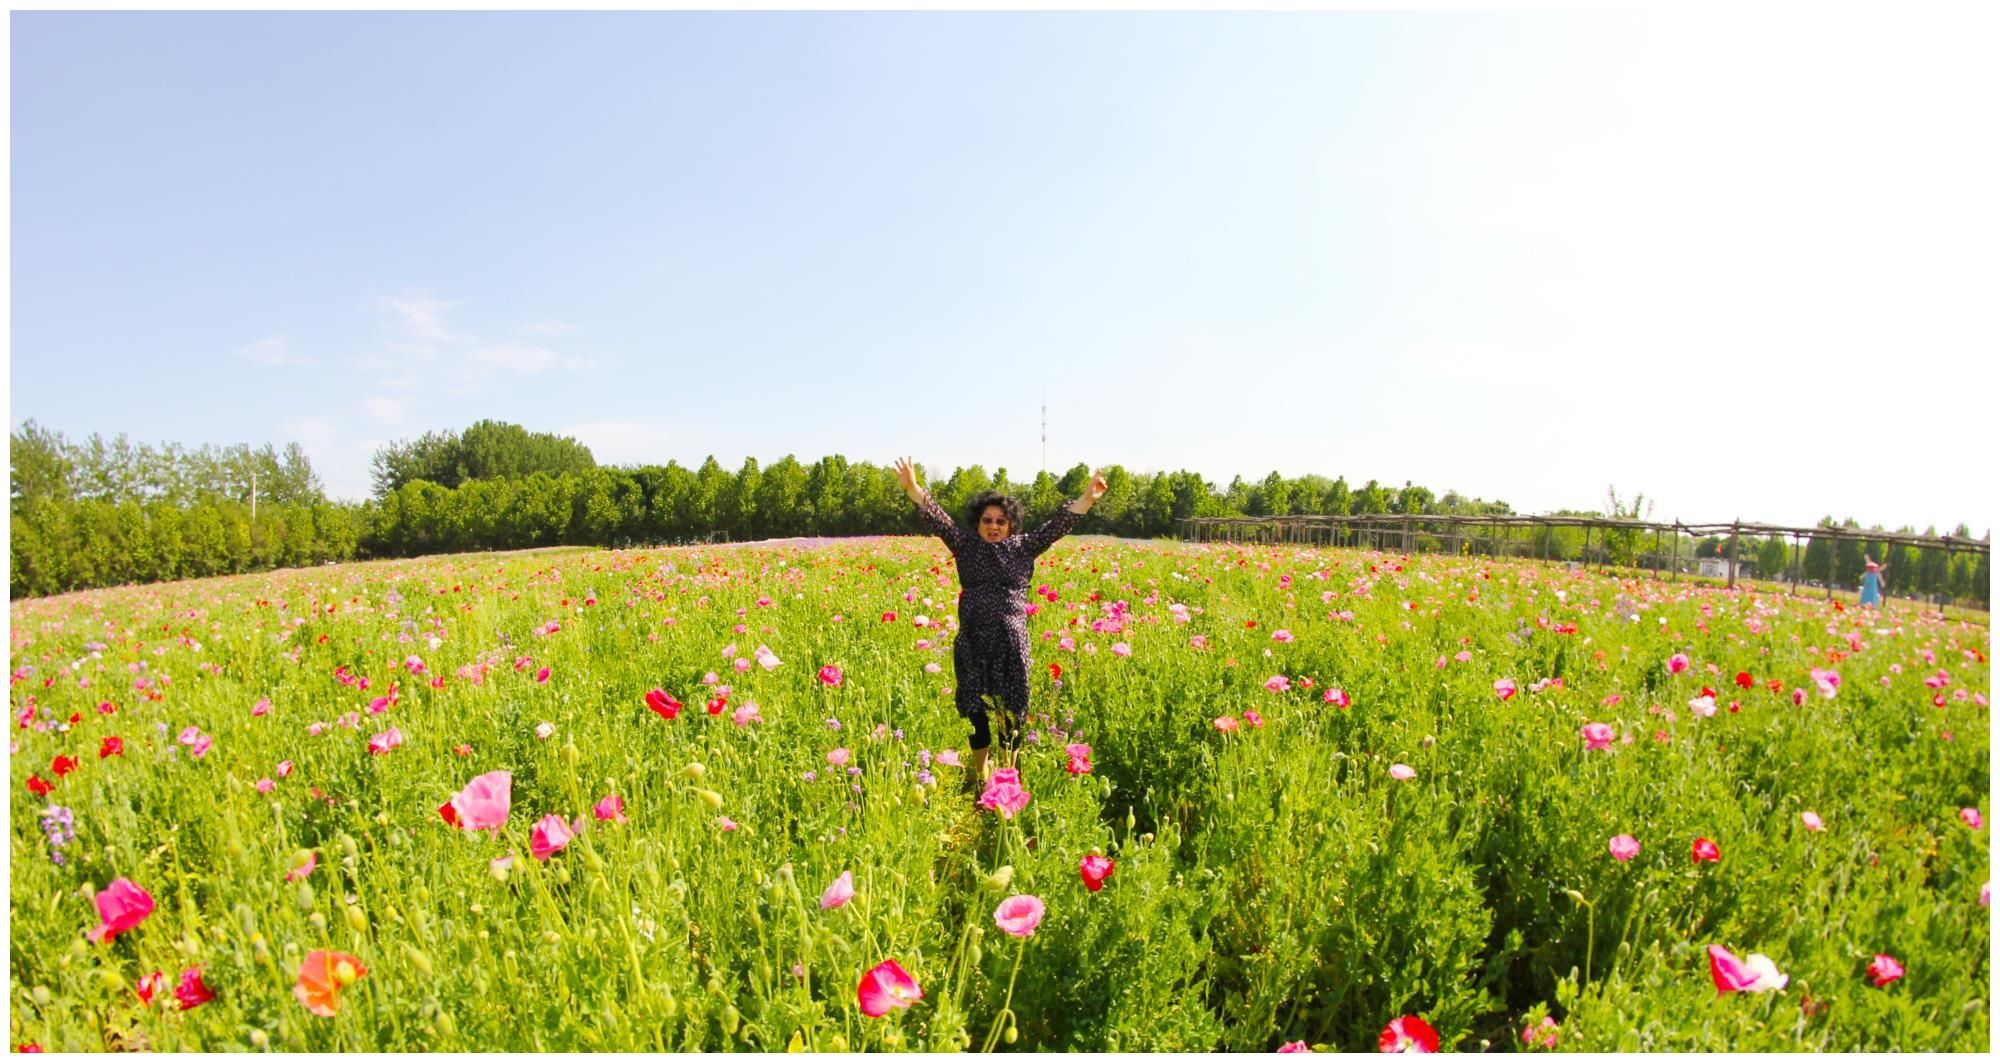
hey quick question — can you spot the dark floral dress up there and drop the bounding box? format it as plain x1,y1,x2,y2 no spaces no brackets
914,495,1082,733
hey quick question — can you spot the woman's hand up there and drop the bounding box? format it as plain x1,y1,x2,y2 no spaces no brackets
894,457,925,502
1068,468,1110,514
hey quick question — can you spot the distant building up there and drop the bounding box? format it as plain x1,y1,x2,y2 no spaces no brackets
1697,557,1731,579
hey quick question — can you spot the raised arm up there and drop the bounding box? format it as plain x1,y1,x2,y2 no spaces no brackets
1022,469,1109,557
896,456,963,552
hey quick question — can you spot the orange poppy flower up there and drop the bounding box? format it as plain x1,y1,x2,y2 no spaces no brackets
294,950,366,1017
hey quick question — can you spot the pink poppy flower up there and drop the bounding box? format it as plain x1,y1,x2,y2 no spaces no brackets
190,735,213,758
1608,834,1641,861
1520,1017,1559,1049
447,770,512,834
716,815,739,831
1809,668,1840,698
88,878,155,943
173,966,216,1010
1691,837,1721,864
935,749,961,767
1493,678,1517,701
285,851,318,882
1065,743,1093,775
1080,854,1115,892
1791,688,1806,707
1866,953,1903,987
1688,695,1717,718
1214,715,1240,733
1707,944,1787,993
1667,653,1690,675
530,814,574,861
1800,811,1824,831
1960,808,1984,830
1111,642,1133,657
732,702,763,726
1265,675,1291,694
135,970,165,1006
1278,1041,1311,1053
1243,709,1265,728
252,698,271,717
827,747,851,767
255,777,275,793
979,769,1032,819
1378,1015,1439,1053
178,725,201,745
820,870,855,910
1388,763,1416,781
367,727,404,755
818,664,844,687
1580,723,1615,750
535,667,551,684
1324,688,1350,708
857,958,922,1018
1980,881,1989,907
1272,628,1294,643
994,894,1046,937
594,794,626,823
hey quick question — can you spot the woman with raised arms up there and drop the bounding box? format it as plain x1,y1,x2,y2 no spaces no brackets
894,457,1108,784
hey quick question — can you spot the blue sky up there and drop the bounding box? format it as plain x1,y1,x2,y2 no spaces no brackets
10,9,1996,534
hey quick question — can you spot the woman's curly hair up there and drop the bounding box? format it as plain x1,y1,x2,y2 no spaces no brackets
963,491,1023,537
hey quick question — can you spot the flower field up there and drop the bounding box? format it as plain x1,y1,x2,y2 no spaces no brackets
8,535,1990,1051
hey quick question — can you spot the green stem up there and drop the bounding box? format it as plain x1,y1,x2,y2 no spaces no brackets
981,937,1028,1052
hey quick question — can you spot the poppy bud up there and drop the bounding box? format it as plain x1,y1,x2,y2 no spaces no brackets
983,865,1014,892
94,968,126,994
435,1013,456,1039
1564,889,1586,905
968,942,983,966
1125,806,1136,832
249,1030,269,1049
339,835,358,861
561,742,580,767
722,1004,742,1035
684,763,706,780
296,882,316,911
345,906,369,933
309,912,327,934
402,943,434,978
1004,1025,1018,1045
698,789,723,810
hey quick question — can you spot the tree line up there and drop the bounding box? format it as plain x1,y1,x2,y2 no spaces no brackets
9,420,1989,607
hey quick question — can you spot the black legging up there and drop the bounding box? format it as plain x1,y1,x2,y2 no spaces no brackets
967,705,1025,753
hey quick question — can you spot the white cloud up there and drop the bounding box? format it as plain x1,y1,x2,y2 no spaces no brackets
378,290,461,343
465,344,558,373
365,396,410,422
236,334,309,366
564,420,675,467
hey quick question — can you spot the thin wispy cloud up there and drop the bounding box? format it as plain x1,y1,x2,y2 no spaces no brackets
235,334,311,366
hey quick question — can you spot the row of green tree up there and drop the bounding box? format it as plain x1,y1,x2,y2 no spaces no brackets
10,421,1989,607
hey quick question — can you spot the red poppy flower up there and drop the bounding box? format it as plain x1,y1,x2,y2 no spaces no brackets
1080,853,1115,892
1734,671,1754,689
174,967,216,1010
51,754,79,777
26,774,53,797
1379,1015,1439,1053
1691,837,1721,863
99,736,124,758
1050,663,1062,680
644,689,682,720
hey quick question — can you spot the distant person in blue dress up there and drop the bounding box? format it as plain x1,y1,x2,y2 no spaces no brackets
1858,556,1887,607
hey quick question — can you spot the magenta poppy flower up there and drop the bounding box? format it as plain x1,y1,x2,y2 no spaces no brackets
1520,1017,1559,1049
1080,853,1115,892
818,664,844,687
367,727,403,755
1707,944,1787,993
1324,688,1350,708
1866,953,1903,987
1378,1015,1439,1053
820,870,855,910
1265,675,1291,694
1691,837,1721,864
1608,834,1640,861
1960,808,1984,830
1278,1041,1311,1053
447,770,513,834
857,958,922,1017
1667,653,1690,675
994,894,1046,937
1580,723,1614,750
88,878,155,944
530,814,574,861
252,698,272,717
1493,678,1517,701
593,794,627,823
